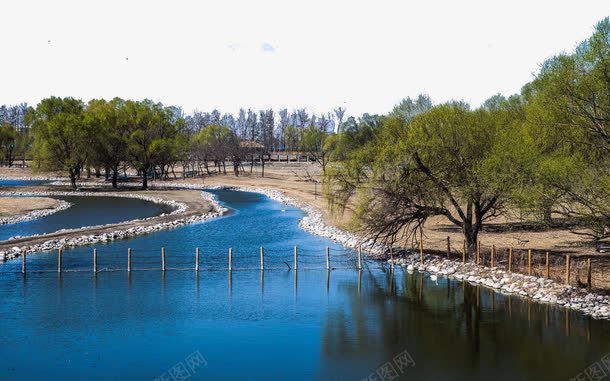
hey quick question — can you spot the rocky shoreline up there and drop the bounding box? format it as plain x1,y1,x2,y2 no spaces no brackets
0,190,227,261
0,199,72,225
203,184,610,321
392,253,610,320
2,178,609,320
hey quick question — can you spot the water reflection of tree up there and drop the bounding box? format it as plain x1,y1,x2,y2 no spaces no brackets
317,268,610,381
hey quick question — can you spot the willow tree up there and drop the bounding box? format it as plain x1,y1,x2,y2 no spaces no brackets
85,98,130,188
520,17,610,240
125,100,176,189
325,99,523,257
29,97,91,190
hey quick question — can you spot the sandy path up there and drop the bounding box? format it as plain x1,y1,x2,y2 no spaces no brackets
0,197,60,217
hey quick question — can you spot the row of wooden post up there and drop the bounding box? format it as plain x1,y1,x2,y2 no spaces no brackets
438,236,593,289
26,244,364,274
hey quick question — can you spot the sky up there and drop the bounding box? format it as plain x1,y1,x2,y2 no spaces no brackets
0,0,608,117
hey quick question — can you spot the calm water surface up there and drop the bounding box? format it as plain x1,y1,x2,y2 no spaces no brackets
0,179,49,187
0,190,608,381
0,196,174,241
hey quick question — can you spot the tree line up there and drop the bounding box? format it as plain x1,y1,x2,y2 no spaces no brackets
0,97,346,189
323,18,610,252
2,18,608,250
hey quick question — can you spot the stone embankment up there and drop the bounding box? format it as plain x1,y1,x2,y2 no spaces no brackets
0,191,226,261
392,253,610,320
0,199,72,225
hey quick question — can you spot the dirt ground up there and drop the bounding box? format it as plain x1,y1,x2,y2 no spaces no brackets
0,197,60,217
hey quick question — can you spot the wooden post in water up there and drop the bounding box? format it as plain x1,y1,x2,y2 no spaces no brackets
357,244,363,270
260,247,264,270
545,252,549,279
491,244,495,268
228,247,233,271
446,237,451,259
508,247,513,272
326,246,330,270
565,255,570,285
93,248,97,273
294,246,298,270
127,248,132,272
587,258,592,290
528,249,532,276
161,247,166,272
22,253,26,274
195,247,200,272
57,248,62,273
476,241,481,265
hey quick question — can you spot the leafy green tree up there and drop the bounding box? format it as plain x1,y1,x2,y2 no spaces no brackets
29,97,91,189
193,124,239,175
301,124,330,174
125,100,177,189
0,123,17,166
326,100,523,256
520,17,610,239
85,98,130,188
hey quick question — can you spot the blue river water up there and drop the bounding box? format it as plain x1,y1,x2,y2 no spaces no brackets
0,195,175,241
0,189,609,381
0,179,49,187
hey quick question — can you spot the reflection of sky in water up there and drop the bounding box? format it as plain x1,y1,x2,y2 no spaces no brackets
0,190,607,381
0,196,174,241
0,179,49,187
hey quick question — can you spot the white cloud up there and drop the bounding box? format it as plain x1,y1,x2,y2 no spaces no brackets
261,42,276,53
0,0,608,117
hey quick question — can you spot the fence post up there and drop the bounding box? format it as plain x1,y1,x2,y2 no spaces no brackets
587,258,592,290
545,252,549,279
508,247,513,273
491,244,495,268
161,247,166,272
528,249,532,276
58,248,62,273
326,247,330,270
294,246,298,270
195,247,200,272
127,248,132,272
476,241,481,265
358,244,363,270
93,248,97,273
447,237,451,259
260,247,264,271
229,247,233,271
22,253,26,274
565,255,570,285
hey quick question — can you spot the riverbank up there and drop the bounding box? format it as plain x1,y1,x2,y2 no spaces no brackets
0,197,70,224
0,186,225,261
2,168,610,320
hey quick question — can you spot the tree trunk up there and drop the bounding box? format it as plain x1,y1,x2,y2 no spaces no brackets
69,169,77,190
233,159,240,176
111,165,118,189
260,154,265,178
142,165,148,190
